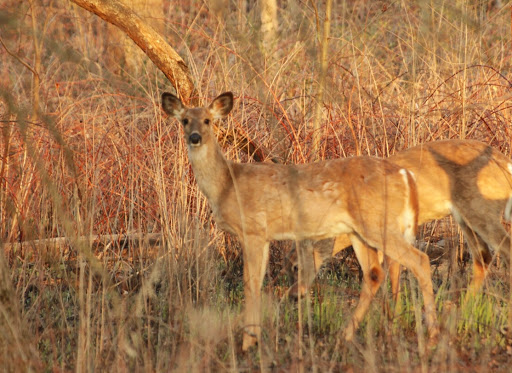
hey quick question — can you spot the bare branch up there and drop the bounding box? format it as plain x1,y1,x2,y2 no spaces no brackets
0,36,38,78
3,233,163,253
70,0,197,103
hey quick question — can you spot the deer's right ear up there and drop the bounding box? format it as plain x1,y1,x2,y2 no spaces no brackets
161,93,185,119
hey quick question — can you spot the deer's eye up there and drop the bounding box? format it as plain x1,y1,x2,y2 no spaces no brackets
182,118,189,125
204,119,210,125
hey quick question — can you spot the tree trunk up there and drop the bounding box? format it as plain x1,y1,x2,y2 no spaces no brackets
260,0,278,51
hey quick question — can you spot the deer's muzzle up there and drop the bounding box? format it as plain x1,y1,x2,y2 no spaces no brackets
189,132,202,145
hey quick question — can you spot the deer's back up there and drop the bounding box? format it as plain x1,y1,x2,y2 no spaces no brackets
218,157,414,241
391,139,512,223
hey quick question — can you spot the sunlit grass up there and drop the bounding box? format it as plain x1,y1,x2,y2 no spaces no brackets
1,0,511,370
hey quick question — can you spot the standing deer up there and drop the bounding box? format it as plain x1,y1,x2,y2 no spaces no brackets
289,139,512,302
161,91,439,350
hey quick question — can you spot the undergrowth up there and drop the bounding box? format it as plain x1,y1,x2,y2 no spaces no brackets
1,0,511,371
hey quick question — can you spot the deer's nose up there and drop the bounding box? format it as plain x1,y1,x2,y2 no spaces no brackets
189,133,201,145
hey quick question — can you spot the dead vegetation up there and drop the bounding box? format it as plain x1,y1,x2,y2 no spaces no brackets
0,0,512,370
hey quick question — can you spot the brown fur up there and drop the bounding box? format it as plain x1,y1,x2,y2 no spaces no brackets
291,139,512,303
161,92,439,350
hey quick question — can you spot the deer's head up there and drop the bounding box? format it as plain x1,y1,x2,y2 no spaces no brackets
161,92,233,148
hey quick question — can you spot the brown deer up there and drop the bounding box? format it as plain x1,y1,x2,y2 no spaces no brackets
161,91,439,350
289,139,512,302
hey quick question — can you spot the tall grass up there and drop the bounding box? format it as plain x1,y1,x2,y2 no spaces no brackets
0,0,511,370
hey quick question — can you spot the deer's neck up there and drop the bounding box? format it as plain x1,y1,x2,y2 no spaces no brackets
187,142,232,206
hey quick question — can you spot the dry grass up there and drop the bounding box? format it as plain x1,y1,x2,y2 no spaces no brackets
1,0,512,371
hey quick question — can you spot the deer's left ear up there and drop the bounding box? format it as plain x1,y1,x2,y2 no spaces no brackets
209,92,233,119
162,93,185,119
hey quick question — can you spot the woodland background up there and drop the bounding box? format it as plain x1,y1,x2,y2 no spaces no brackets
1,0,512,371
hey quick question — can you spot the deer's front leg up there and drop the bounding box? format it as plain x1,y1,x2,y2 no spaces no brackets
288,237,350,299
288,239,326,298
241,236,270,351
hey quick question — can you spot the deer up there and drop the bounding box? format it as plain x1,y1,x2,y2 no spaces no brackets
161,91,439,350
288,139,512,304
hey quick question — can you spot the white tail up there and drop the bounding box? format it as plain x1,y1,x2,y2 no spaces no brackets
162,92,438,350
290,139,512,300
505,165,512,222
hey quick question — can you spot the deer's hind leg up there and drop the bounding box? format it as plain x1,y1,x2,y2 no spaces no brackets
452,204,510,293
452,211,492,294
472,219,511,264
378,234,439,339
344,234,386,341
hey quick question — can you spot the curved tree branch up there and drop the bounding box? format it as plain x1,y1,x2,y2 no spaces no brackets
69,0,270,161
70,0,197,103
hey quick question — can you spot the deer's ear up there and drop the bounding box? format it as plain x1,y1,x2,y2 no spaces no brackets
209,92,233,119
162,93,185,119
